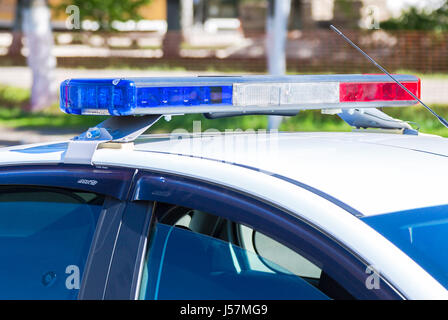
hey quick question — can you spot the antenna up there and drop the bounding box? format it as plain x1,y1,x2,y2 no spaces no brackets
330,25,448,129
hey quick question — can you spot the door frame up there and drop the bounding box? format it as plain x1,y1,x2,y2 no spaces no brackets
127,169,403,300
0,164,137,299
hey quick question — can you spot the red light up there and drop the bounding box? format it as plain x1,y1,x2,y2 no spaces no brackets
340,80,420,102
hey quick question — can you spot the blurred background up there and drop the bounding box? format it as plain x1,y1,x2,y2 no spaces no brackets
0,0,447,147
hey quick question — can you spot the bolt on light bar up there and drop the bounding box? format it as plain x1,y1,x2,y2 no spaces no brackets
60,75,420,116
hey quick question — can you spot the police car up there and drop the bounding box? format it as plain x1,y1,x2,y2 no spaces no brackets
0,74,447,300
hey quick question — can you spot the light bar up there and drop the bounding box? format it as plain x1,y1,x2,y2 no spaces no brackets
60,75,420,116
340,81,420,102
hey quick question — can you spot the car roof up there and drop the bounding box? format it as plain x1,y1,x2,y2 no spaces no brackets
1,131,447,217
131,131,448,216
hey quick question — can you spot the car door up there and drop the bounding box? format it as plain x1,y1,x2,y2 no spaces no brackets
112,169,403,300
0,164,135,299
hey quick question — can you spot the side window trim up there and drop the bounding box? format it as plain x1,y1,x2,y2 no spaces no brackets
0,164,137,300
0,165,136,200
101,201,154,300
132,171,403,300
78,196,128,299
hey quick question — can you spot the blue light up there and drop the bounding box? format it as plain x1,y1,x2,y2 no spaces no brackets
136,86,232,108
60,78,233,115
60,79,136,115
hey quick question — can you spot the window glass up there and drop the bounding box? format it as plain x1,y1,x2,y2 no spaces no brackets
362,204,448,290
0,187,104,299
140,223,329,300
139,205,340,300
243,225,322,279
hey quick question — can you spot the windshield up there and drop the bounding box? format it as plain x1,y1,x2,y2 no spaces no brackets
362,205,448,290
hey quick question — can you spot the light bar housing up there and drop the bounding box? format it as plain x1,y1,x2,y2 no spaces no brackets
60,75,420,116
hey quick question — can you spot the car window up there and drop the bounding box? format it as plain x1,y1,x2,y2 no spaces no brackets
139,204,354,300
239,224,322,280
362,204,448,291
0,186,104,299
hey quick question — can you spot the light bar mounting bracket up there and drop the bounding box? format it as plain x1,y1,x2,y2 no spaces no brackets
63,115,162,165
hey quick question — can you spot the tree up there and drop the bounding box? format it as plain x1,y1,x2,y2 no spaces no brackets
162,0,181,58
266,0,291,130
57,0,152,31
382,1,448,31
22,0,57,111
7,0,25,56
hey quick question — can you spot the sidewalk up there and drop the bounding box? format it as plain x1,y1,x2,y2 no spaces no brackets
0,126,76,148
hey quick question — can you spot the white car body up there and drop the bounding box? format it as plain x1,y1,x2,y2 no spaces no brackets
1,130,448,299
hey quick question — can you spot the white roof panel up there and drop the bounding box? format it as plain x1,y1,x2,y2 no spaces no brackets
133,132,448,216
1,131,447,216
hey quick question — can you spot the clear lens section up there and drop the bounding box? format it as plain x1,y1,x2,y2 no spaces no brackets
233,82,340,106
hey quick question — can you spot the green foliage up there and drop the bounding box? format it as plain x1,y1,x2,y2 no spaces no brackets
0,106,107,129
0,85,447,137
0,86,29,103
334,0,356,18
382,2,448,31
0,86,30,108
56,0,152,30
